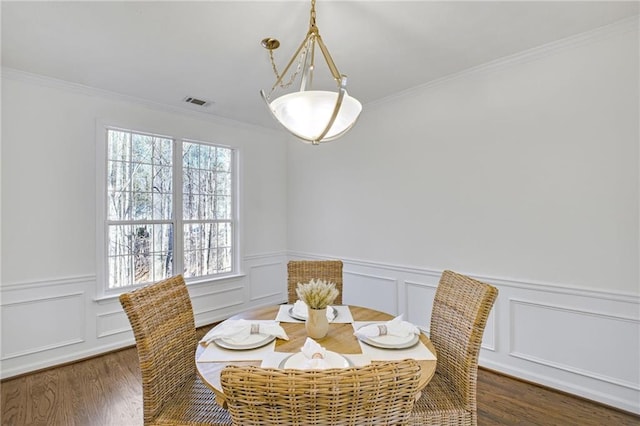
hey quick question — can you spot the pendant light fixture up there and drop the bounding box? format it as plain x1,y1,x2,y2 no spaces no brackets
260,0,362,145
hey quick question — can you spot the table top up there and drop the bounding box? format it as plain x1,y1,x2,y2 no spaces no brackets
196,305,437,405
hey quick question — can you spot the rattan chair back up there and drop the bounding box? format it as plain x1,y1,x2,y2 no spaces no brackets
287,260,343,304
409,270,498,425
119,275,231,425
221,360,421,426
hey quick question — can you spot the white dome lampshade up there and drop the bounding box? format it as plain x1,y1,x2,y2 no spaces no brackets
267,90,362,143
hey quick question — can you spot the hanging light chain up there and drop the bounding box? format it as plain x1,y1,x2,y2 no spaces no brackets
310,0,317,28
267,44,308,93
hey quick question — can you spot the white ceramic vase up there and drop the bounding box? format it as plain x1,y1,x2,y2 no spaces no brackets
306,307,329,339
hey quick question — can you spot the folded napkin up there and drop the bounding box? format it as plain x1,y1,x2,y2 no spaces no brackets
353,315,420,339
199,319,288,346
292,300,335,320
300,337,330,369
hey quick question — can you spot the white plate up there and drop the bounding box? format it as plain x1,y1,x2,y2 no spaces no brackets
278,351,353,369
356,324,420,349
213,333,276,350
288,306,338,321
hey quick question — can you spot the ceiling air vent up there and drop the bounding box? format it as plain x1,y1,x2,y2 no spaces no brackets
183,96,210,107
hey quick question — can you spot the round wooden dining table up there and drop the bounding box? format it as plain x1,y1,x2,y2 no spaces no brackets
196,305,437,406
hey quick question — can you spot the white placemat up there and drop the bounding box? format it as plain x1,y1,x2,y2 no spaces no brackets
260,351,291,368
352,321,436,361
198,341,276,362
275,304,354,323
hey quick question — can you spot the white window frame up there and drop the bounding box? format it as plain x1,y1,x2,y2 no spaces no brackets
95,121,240,299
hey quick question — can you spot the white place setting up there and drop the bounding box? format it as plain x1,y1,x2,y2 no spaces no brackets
275,300,355,323
353,315,436,362
197,319,288,362
277,337,353,369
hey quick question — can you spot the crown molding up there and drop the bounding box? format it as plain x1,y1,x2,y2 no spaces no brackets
1,67,281,135
369,15,639,108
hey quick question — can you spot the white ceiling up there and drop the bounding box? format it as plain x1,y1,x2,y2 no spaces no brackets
2,1,638,130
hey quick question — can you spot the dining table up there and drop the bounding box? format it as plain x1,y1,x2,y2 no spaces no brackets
196,304,437,407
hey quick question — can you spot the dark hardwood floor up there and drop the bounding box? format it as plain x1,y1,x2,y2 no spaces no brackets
2,325,638,426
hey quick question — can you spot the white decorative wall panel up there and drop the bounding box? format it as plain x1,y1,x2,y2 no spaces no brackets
343,271,398,314
510,299,639,390
404,280,436,329
1,292,85,359
189,284,246,326
482,309,498,352
249,261,284,301
96,309,131,338
190,285,245,314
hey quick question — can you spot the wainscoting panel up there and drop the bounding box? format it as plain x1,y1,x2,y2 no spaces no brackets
404,280,437,330
1,292,85,359
342,271,398,314
96,309,131,338
189,283,245,325
289,252,640,414
248,260,285,302
510,298,639,390
0,252,288,380
2,253,638,414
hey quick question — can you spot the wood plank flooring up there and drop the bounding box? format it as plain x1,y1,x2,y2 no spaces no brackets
2,325,638,426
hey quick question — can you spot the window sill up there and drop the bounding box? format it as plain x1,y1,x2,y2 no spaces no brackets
93,272,247,304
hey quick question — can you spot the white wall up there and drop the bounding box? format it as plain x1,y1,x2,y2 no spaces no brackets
287,19,639,413
1,72,290,377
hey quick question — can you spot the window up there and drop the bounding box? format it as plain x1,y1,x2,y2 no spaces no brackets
100,127,236,292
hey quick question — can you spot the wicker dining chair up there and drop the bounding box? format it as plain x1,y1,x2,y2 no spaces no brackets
287,260,344,304
221,359,421,426
408,270,498,426
119,275,232,425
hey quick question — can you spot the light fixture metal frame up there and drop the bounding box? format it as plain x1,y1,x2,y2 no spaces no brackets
260,0,358,145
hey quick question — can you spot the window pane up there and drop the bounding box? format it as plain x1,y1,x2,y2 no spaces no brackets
153,165,172,194
109,256,130,289
215,196,231,219
154,137,173,166
183,143,200,168
108,130,130,162
108,224,173,288
152,192,172,221
215,147,231,172
108,190,130,221
215,172,231,195
131,133,153,164
107,160,129,193
183,221,232,278
132,192,152,220
132,163,152,192
217,222,232,247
